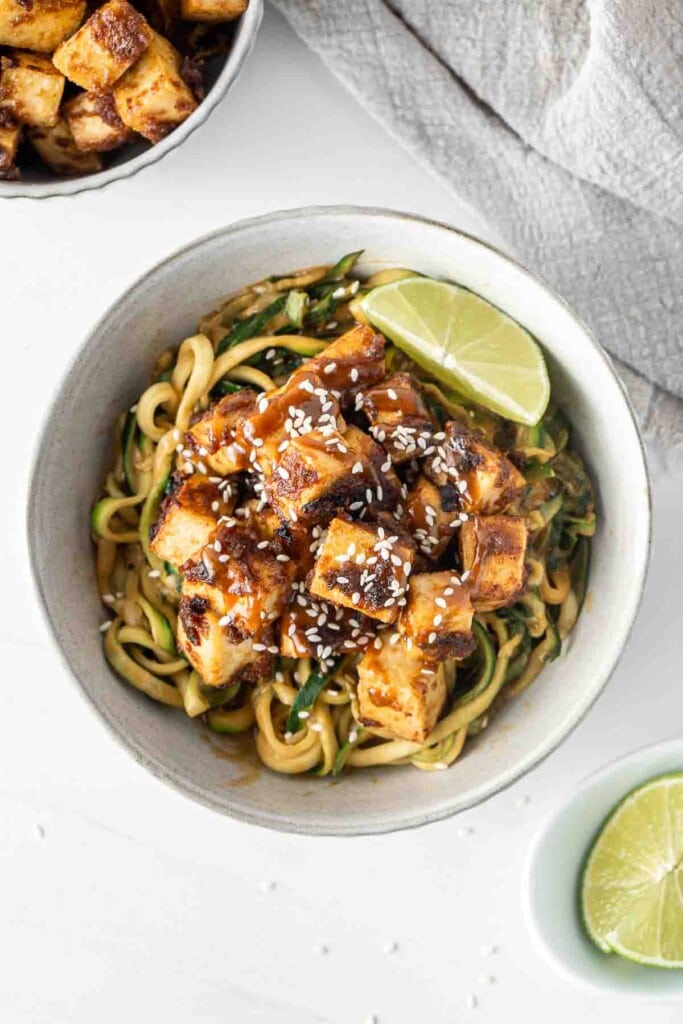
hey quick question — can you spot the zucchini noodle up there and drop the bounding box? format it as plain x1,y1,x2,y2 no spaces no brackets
92,256,596,778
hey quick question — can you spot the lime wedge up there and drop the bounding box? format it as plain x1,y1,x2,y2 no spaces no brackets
360,277,550,425
581,773,683,968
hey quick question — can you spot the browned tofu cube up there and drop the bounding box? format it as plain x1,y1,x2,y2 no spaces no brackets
180,0,246,22
361,372,434,464
279,588,376,661
265,429,368,529
113,30,196,142
426,421,525,514
238,370,344,476
406,474,464,559
357,633,446,742
185,389,257,476
303,324,385,403
178,597,274,688
343,424,402,513
182,521,294,641
28,115,102,174
0,51,65,127
0,0,85,52
0,115,21,178
309,517,414,624
459,514,528,611
398,571,475,659
53,0,152,92
149,472,234,567
63,90,134,151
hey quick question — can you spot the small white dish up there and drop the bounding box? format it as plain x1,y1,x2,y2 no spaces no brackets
525,736,683,999
1,0,262,199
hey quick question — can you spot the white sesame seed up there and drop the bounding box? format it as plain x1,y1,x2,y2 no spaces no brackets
323,362,337,375
428,631,437,643
276,554,290,562
101,594,115,605
252,643,266,652
433,614,443,626
434,762,448,770
351,593,361,605
99,621,111,633
350,368,359,383
218,554,229,563
257,540,269,549
298,711,310,720
387,388,398,401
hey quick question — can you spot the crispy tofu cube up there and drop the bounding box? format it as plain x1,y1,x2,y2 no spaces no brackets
279,589,375,660
361,372,434,464
406,474,464,560
178,596,274,687
0,116,21,178
303,324,385,403
53,0,152,92
185,389,257,476
265,429,367,529
459,514,528,611
28,115,102,174
182,521,294,641
426,421,525,514
149,472,234,567
180,0,246,22
0,51,65,127
357,634,446,742
309,517,414,624
63,89,134,151
113,30,196,142
343,424,402,513
0,0,85,52
238,370,344,476
399,571,475,659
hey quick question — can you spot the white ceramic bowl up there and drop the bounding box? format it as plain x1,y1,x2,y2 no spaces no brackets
27,206,651,835
526,737,683,998
1,0,262,199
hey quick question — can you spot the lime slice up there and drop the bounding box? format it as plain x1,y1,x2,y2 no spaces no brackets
360,277,550,425
581,773,683,968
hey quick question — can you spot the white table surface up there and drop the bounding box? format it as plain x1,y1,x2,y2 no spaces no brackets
3,5,682,1022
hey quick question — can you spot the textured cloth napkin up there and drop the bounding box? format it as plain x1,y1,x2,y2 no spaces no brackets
271,0,683,440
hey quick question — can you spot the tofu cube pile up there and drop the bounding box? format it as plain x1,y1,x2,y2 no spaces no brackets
0,0,248,179
147,321,531,743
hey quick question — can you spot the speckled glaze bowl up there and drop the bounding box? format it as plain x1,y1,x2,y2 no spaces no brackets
1,0,262,199
27,206,651,834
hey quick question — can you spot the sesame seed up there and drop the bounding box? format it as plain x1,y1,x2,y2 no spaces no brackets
350,501,364,511
99,621,111,632
428,632,437,643
298,711,310,720
351,593,361,605
433,614,443,626
101,594,115,605
148,569,161,578
387,388,398,401
211,501,220,512
218,554,229,563
323,362,337,375
389,633,401,645
434,762,448,771
252,643,266,652
352,462,364,474
276,554,290,562
461,570,471,581
350,368,359,383
435,597,447,608
278,467,290,480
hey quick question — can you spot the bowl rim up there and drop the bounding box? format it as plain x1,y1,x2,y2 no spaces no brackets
523,735,683,999
26,204,653,835
0,0,263,200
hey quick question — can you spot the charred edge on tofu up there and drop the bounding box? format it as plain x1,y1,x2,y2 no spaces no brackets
93,257,596,775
